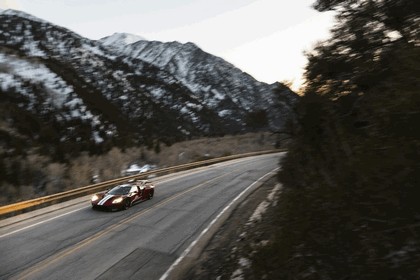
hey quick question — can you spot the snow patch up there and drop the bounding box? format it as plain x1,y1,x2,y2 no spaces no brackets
211,89,226,100
248,184,282,224
150,88,165,99
218,110,231,117
238,257,250,268
93,131,104,143
0,73,18,91
267,184,282,201
100,32,145,48
0,53,106,131
230,258,250,280
182,80,201,93
248,201,270,223
0,53,74,106
22,40,46,57
186,102,203,110
65,98,83,108
230,268,244,280
82,42,117,60
229,184,283,280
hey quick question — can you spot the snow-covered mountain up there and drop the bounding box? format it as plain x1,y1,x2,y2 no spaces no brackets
100,32,145,51
0,10,297,160
99,33,297,131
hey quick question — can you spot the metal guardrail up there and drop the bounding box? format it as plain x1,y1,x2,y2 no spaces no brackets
0,149,285,219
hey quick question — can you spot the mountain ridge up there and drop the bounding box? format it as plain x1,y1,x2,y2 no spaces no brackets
0,9,297,160
100,32,297,131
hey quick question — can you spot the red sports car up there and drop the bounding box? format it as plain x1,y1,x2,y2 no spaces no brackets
91,180,155,211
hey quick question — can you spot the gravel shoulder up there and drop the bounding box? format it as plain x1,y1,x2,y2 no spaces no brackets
181,176,281,279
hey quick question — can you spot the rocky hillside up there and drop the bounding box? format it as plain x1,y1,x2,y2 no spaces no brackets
0,9,297,161
100,33,297,132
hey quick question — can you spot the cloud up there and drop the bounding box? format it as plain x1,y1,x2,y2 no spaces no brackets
0,0,21,9
219,10,334,90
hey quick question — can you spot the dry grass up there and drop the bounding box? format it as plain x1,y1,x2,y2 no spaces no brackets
149,132,279,167
0,132,283,205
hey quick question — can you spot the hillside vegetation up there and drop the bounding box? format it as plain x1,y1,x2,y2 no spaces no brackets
0,10,296,206
0,132,280,206
250,0,420,279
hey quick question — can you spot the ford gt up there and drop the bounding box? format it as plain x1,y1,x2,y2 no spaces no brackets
91,180,155,211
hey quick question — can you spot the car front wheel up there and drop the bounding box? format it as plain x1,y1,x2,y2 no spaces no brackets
123,199,131,210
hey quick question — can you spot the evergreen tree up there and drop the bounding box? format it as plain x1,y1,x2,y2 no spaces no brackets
253,1,420,278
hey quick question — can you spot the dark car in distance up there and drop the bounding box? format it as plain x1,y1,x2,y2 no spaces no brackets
91,180,155,211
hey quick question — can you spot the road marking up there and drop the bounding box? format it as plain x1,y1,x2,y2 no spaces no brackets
159,167,280,280
0,155,266,238
12,170,239,280
0,167,220,239
156,156,251,184
0,207,88,239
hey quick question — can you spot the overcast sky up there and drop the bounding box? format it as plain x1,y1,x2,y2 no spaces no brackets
0,0,335,90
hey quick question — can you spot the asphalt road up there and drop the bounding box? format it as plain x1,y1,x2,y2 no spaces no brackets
0,153,283,280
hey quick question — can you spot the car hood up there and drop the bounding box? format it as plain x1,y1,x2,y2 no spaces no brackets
95,194,126,206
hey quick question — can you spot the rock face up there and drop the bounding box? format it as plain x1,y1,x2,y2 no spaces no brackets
0,9,297,157
100,33,298,132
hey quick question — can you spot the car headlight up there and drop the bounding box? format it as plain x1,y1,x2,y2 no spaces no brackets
91,194,100,202
112,197,124,204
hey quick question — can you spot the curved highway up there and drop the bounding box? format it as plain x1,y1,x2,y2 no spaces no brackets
0,153,284,280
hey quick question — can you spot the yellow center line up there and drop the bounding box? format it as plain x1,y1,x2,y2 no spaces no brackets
13,169,239,280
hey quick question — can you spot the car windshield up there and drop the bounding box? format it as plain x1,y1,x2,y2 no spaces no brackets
108,185,131,195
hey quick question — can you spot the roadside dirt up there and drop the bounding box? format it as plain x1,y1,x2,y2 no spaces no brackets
181,176,281,280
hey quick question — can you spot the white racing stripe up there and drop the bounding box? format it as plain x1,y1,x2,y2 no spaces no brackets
97,195,113,206
1,154,279,240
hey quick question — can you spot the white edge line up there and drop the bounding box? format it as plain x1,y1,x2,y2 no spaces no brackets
156,157,251,185
0,168,211,237
0,155,271,237
159,167,280,280
0,207,88,239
